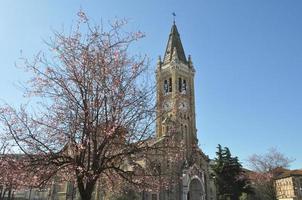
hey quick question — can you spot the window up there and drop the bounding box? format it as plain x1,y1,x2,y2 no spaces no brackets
181,124,183,133
178,77,182,92
182,79,187,92
151,194,158,200
164,78,172,94
164,80,168,94
169,77,172,92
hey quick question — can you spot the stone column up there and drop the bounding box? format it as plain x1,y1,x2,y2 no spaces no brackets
182,172,189,200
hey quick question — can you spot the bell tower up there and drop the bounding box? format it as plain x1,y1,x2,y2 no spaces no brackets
156,22,197,151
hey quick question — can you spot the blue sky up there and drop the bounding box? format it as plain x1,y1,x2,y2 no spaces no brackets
0,0,301,169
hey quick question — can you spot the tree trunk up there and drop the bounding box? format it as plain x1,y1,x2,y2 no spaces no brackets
77,179,96,200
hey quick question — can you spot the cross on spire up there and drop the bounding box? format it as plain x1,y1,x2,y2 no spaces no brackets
172,12,176,24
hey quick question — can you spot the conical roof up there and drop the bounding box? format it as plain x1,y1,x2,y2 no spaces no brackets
163,23,187,64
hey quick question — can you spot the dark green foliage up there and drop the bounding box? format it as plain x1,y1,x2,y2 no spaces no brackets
212,144,253,200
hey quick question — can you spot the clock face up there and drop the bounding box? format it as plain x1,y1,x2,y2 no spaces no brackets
178,100,189,111
162,100,172,111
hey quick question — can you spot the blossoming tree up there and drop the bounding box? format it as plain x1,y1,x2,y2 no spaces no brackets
0,11,172,200
247,148,293,200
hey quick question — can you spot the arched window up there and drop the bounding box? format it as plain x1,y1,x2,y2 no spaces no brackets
164,80,168,94
169,77,172,92
178,77,182,92
182,79,187,92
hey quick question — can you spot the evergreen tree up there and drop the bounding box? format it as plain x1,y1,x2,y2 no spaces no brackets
212,144,252,200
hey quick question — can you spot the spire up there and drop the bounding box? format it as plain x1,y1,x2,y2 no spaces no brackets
163,23,187,64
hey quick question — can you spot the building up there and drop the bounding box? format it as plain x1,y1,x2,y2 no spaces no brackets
149,21,214,200
54,21,214,200
275,169,302,200
2,22,214,200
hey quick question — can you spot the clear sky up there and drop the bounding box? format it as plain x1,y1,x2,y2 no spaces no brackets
0,0,301,169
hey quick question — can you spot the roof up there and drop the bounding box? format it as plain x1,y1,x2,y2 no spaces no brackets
163,23,187,64
275,169,302,179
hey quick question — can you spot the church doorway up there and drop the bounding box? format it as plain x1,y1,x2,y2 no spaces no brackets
187,178,203,200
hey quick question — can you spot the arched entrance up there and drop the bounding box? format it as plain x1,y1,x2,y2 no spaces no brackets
187,178,203,200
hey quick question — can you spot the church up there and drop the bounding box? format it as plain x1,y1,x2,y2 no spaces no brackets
146,21,216,200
